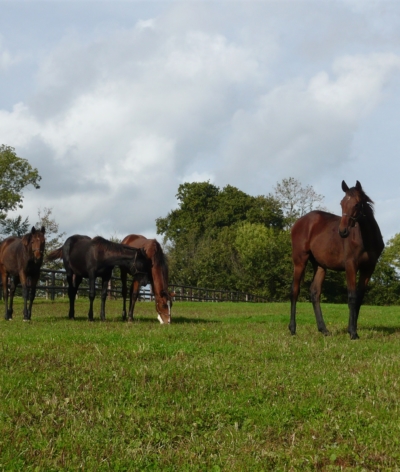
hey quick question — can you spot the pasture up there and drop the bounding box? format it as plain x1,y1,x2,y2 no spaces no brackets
1,300,400,471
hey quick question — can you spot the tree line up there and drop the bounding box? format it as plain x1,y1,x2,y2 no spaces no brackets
2,144,400,305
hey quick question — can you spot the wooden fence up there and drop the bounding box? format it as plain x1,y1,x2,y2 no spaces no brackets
0,268,268,303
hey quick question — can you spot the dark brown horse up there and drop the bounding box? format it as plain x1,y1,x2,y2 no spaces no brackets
289,181,384,339
0,226,46,321
120,234,173,324
46,235,148,321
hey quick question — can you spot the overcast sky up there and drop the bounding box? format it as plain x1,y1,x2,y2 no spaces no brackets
1,0,400,242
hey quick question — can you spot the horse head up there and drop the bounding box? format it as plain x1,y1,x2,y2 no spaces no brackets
22,226,46,262
156,290,174,324
339,181,365,238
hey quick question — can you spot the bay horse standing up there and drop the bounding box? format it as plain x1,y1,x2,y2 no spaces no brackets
289,181,384,339
0,226,46,321
46,235,148,321
120,234,172,324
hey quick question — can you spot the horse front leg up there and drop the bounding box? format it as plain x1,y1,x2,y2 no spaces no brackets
19,274,30,321
345,265,358,340
99,278,109,321
355,269,373,324
128,279,140,322
27,276,39,320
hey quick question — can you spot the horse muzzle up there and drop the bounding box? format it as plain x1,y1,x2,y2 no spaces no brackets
157,314,171,324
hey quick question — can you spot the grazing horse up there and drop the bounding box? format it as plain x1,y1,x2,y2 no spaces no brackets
0,226,46,321
289,181,384,339
120,234,172,324
46,235,148,321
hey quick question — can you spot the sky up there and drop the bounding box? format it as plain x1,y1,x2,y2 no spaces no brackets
1,0,400,243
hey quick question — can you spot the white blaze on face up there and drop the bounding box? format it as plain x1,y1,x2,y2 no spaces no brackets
158,314,164,324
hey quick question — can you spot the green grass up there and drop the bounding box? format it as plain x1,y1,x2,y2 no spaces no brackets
1,299,400,471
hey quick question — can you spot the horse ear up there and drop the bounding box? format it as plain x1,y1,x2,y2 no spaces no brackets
41,226,45,233
31,226,36,234
342,180,349,192
355,181,362,191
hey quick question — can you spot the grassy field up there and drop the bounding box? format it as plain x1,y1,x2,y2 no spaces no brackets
1,298,400,471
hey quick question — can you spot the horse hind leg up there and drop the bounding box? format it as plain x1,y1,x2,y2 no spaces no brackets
310,265,330,336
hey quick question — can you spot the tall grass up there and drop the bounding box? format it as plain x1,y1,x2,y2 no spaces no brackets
1,299,400,471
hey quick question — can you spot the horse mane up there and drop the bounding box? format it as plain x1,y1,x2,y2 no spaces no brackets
348,186,375,217
145,239,168,272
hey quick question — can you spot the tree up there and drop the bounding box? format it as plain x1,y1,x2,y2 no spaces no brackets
365,256,400,305
36,207,66,269
156,181,220,245
273,177,325,228
0,145,41,218
364,234,400,305
0,215,30,237
156,181,285,292
156,181,284,245
234,223,292,300
381,233,400,272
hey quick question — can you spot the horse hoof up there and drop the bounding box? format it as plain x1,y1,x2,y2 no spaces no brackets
322,330,332,336
350,333,359,340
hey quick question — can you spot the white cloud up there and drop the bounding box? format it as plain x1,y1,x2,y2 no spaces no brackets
1,14,262,237
2,2,400,241
218,52,400,195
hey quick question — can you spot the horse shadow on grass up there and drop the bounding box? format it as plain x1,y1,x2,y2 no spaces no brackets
336,325,400,336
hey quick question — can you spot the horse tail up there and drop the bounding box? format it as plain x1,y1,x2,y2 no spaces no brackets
46,247,63,261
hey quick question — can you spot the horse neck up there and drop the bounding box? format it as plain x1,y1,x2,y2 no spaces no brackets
358,212,384,255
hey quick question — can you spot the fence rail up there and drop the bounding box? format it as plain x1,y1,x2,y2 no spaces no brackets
0,268,268,303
